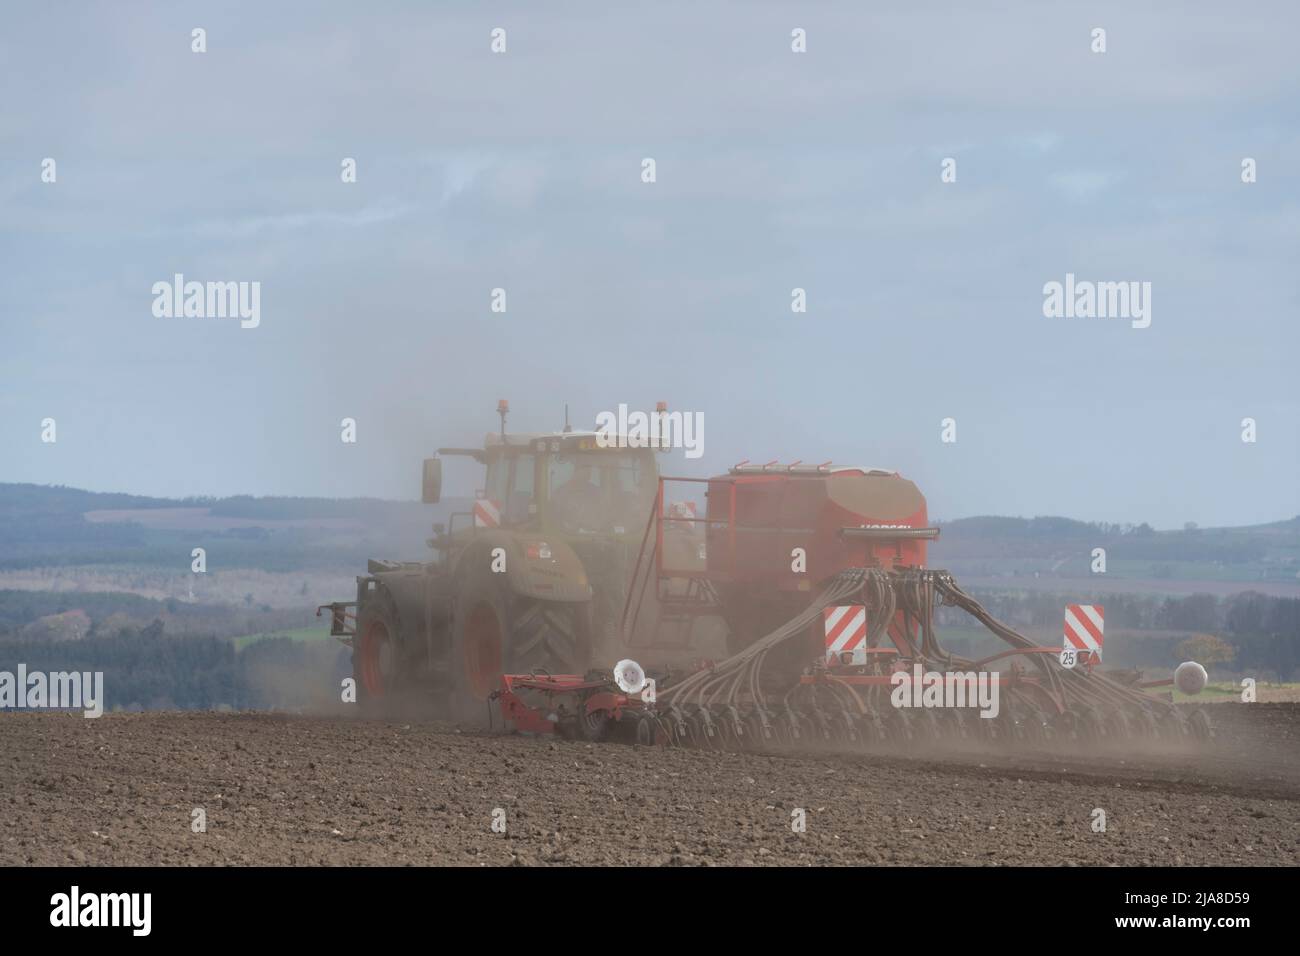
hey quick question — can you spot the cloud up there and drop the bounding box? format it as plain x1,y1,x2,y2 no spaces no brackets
181,203,415,240
1048,169,1126,202
0,1,1296,527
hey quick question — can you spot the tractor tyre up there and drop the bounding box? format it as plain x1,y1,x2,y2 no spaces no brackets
573,698,610,742
352,586,406,719
449,566,594,727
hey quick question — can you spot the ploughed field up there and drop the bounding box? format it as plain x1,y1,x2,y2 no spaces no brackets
2,704,1296,866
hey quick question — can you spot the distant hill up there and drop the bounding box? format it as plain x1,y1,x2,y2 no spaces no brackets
0,483,472,522
0,483,474,570
0,483,180,519
1,483,1297,589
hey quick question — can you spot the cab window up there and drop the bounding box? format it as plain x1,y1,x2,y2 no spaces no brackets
507,455,535,523
548,451,652,534
484,453,535,525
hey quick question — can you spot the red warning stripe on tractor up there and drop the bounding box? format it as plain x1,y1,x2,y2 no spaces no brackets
824,605,867,665
1063,604,1104,661
473,497,502,528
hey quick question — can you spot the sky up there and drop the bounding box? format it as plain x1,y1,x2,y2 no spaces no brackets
1,1,1297,528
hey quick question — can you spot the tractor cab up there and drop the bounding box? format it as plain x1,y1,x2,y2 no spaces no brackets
435,432,657,540
429,403,664,559
524,433,657,538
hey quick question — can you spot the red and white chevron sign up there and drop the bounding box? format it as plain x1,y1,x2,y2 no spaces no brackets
667,500,696,520
473,497,501,528
1063,604,1104,663
666,500,696,531
824,605,867,666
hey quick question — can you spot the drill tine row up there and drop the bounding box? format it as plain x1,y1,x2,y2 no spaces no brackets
617,693,1212,754
627,567,1214,753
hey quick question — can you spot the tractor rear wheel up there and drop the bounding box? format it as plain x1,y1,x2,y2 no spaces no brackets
449,569,594,726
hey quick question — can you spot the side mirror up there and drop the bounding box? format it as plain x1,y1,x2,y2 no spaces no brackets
421,458,442,504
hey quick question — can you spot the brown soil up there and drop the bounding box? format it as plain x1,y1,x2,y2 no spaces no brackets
2,704,1296,866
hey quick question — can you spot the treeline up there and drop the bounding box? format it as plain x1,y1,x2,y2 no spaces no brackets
935,515,1298,565
0,484,178,519
0,620,347,711
942,588,1299,679
209,495,432,521
0,590,318,640
947,588,1298,633
0,523,387,572
940,516,1154,538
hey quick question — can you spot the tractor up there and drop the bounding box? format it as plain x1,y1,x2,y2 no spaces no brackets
320,401,697,721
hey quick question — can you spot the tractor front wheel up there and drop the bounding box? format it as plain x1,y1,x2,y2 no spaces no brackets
353,588,406,717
